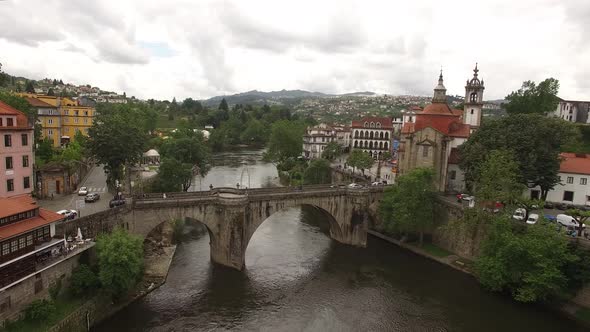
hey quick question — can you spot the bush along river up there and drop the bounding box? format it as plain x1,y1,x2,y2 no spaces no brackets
95,149,587,331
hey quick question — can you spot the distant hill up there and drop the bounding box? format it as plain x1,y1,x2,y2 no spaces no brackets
202,89,376,107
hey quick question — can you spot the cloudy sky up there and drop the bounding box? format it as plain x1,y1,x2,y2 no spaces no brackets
0,0,588,101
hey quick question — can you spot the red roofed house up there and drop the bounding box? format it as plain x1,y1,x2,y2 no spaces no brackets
351,117,393,160
398,65,484,192
526,153,590,206
0,101,34,198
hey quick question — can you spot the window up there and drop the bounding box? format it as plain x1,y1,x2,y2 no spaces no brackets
48,129,53,135
74,118,78,123
6,118,13,126
1,243,8,256
6,179,13,192
26,234,33,246
563,191,574,202
84,111,88,116
74,110,79,116
0,118,2,126
21,134,28,146
22,155,28,167
23,177,30,189
450,170,456,180
581,178,588,185
18,237,25,250
470,109,474,115
423,146,429,157
5,157,12,170
10,240,17,253
64,110,69,115
84,118,88,124
567,176,574,184
4,134,11,147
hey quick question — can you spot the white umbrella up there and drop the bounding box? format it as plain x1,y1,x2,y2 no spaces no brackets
76,227,83,242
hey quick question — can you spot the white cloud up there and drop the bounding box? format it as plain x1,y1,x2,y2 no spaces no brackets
0,0,586,101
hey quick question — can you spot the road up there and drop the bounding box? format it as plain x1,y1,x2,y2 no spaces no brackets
38,165,111,216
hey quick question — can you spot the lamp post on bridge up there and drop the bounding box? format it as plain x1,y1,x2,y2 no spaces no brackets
240,167,251,193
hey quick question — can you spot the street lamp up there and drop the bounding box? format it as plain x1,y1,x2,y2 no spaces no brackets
240,167,251,191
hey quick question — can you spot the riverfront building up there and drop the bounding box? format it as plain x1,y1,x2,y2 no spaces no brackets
0,101,34,198
350,116,393,159
303,124,338,159
398,65,484,192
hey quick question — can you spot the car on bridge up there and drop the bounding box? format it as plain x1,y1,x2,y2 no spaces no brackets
57,209,78,220
109,198,126,208
348,183,363,189
85,193,100,203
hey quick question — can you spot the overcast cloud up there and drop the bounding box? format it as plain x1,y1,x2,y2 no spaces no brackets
0,0,587,101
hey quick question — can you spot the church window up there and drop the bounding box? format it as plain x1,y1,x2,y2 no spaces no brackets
470,92,477,103
450,170,456,180
423,146,429,157
470,109,474,115
364,122,369,127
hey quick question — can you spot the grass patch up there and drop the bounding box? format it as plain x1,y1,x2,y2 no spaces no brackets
575,307,590,324
5,297,86,332
156,114,186,129
421,243,452,258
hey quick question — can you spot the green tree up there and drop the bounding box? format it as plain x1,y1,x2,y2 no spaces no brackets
347,149,374,174
264,120,306,164
475,218,576,302
459,114,578,200
379,168,435,245
504,78,560,115
47,88,55,96
96,228,143,301
240,119,268,145
0,62,9,87
36,138,55,165
218,98,229,112
475,150,525,204
152,158,194,192
566,209,590,237
55,139,84,193
69,264,100,297
303,158,332,184
24,299,55,322
321,141,342,161
24,80,35,93
88,106,147,188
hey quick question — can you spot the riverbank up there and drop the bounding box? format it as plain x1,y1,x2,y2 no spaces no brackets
44,242,177,332
368,229,590,329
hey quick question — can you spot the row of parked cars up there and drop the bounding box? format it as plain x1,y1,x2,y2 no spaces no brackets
513,208,585,229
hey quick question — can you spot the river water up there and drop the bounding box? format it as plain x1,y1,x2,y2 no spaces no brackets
96,149,586,332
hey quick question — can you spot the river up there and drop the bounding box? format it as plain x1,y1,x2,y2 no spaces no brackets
96,149,587,332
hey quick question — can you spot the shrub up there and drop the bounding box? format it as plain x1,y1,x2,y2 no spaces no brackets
49,278,62,300
70,264,100,297
25,299,55,322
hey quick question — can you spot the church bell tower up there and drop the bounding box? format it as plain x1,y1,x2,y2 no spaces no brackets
463,63,484,130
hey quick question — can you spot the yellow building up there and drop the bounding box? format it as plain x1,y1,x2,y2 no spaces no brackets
23,97,61,146
20,94,95,146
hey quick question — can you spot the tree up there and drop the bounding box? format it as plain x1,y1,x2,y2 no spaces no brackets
504,78,560,115
96,228,143,301
152,158,194,192
88,106,147,189
303,158,332,184
47,88,55,96
218,98,229,112
566,209,590,237
55,139,84,194
475,218,576,303
69,264,100,297
24,80,35,93
459,114,578,200
347,149,374,174
475,150,525,204
240,119,268,145
379,168,435,245
264,120,306,164
0,62,8,87
321,141,342,161
36,138,55,165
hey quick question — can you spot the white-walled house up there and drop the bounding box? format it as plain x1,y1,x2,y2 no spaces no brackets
526,153,590,206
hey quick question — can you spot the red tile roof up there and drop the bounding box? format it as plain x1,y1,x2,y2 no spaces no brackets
0,197,63,240
421,103,455,115
410,106,423,111
401,122,414,134
25,97,56,108
351,117,393,129
0,100,32,129
559,153,590,175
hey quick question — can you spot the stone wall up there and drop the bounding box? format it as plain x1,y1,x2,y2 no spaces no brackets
55,206,131,239
0,251,84,324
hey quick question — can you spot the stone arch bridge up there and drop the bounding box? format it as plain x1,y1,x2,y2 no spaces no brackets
58,185,385,270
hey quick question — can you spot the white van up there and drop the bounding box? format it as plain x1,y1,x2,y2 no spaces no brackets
556,214,585,228
513,208,526,221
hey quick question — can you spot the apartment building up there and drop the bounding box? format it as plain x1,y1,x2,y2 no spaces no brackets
0,101,33,198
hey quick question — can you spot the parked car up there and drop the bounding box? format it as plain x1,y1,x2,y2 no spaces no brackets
456,193,474,203
109,198,126,208
557,202,574,210
512,208,526,221
371,182,381,186
77,187,88,196
348,183,363,189
556,214,585,229
85,193,100,202
544,201,555,209
544,214,557,222
526,213,539,225
57,209,78,220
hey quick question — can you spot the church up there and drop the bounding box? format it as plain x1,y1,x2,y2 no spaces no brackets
398,65,484,192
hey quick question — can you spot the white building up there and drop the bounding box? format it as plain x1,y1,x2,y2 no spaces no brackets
351,117,393,159
302,124,337,159
331,125,351,151
526,153,590,206
553,99,590,123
